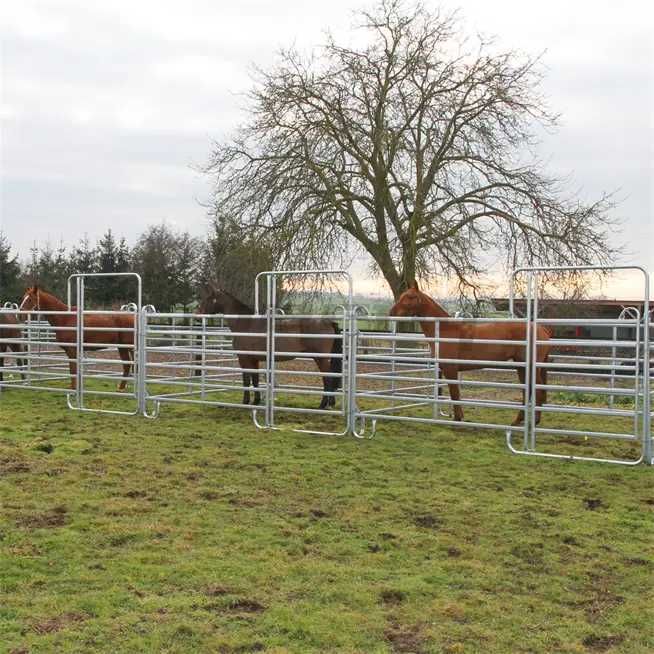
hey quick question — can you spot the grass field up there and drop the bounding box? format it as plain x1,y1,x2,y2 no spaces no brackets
1,387,653,653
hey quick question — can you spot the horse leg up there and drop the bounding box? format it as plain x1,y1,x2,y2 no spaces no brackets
239,355,251,405
13,344,27,380
64,346,77,390
251,360,261,405
8,343,27,381
117,347,133,391
512,365,527,426
512,355,547,426
534,358,548,425
314,357,332,409
0,344,4,383
243,372,251,404
442,365,463,421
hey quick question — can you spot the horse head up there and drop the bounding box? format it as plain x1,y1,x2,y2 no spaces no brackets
199,284,252,315
389,280,427,317
389,280,450,318
19,285,41,313
199,283,225,314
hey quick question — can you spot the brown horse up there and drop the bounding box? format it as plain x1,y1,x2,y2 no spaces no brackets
0,311,27,382
389,281,550,425
18,286,135,390
198,285,342,409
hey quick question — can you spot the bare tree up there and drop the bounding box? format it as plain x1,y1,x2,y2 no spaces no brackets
205,0,619,299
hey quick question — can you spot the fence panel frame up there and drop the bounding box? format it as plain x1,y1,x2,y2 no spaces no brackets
253,269,353,436
506,265,651,465
65,272,142,416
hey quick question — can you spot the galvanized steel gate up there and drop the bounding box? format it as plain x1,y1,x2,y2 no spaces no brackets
1,267,652,465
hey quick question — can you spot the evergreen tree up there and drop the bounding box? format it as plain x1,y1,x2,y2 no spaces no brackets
0,233,23,302
96,229,120,304
52,241,70,298
173,232,202,311
131,224,178,310
70,235,98,274
200,215,276,309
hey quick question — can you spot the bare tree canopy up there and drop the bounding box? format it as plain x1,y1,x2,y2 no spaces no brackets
205,0,619,299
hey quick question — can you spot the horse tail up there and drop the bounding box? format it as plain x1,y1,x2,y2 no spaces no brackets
330,324,343,392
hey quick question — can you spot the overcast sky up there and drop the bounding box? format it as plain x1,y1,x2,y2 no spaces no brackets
1,0,652,297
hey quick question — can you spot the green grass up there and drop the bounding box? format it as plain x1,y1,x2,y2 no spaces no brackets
1,388,653,653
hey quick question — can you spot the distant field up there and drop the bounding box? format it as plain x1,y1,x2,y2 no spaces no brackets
1,388,653,653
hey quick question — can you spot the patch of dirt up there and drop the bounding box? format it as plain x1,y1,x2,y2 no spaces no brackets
45,468,65,477
578,575,624,623
414,514,442,529
108,533,138,547
309,508,328,519
368,543,381,553
8,542,42,557
641,498,654,506
227,496,259,508
127,584,145,598
446,546,462,557
582,634,624,652
16,506,67,529
124,489,147,498
205,584,231,597
384,620,429,654
624,557,650,566
583,498,605,511
9,647,30,654
32,611,87,634
226,598,265,613
380,532,397,540
442,604,467,623
199,490,219,500
380,590,406,605
0,457,30,474
562,535,579,545
219,644,265,654
510,542,544,567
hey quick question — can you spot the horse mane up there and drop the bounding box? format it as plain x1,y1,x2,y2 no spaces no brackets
420,291,450,317
32,287,68,310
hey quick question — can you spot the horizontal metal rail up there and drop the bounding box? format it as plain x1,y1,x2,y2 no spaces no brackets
3,264,653,466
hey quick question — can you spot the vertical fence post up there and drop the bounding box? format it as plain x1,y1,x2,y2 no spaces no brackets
137,307,146,415
264,274,273,429
347,306,359,435
642,273,651,464
529,273,539,452
75,277,84,409
432,318,440,419
201,316,207,400
523,272,533,451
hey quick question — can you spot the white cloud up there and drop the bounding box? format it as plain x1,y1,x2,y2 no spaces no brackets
1,0,652,296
